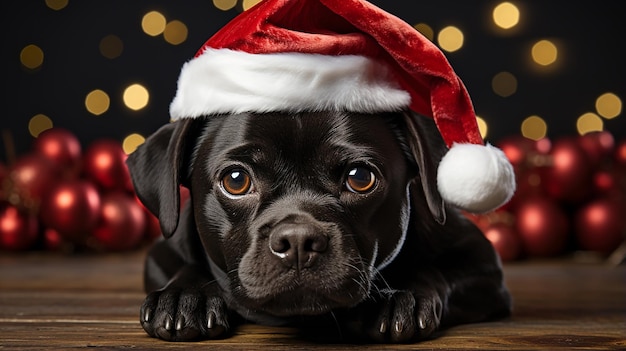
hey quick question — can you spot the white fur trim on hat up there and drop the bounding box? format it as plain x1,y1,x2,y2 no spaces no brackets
169,49,411,119
437,143,516,213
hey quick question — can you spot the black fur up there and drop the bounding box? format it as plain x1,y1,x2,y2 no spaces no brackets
126,111,511,343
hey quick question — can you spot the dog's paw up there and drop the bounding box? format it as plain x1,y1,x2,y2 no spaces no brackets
345,289,443,343
140,286,230,341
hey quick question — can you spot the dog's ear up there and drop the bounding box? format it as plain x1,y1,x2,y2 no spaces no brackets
402,111,447,224
126,118,200,238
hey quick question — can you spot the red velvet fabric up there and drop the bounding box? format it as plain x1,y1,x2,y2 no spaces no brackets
196,0,484,147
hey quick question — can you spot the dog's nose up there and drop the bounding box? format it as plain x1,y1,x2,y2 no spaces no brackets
269,223,328,270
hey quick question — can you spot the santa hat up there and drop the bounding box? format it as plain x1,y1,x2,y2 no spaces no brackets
169,0,515,213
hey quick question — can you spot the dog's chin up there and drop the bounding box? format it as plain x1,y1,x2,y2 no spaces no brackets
248,287,367,317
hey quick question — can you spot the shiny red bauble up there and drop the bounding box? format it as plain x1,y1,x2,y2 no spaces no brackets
577,131,615,170
93,193,146,251
515,196,569,257
32,128,82,170
0,203,39,251
543,137,592,204
497,136,549,170
40,180,101,243
6,153,61,209
615,140,626,168
483,223,522,262
575,197,625,254
83,139,133,192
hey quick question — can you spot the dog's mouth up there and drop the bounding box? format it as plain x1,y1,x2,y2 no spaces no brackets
240,272,371,317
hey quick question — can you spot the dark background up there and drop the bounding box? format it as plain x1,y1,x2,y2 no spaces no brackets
1,0,624,163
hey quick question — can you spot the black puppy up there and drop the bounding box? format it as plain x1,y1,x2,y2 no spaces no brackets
126,110,512,343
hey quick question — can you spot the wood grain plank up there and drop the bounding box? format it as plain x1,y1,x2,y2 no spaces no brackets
0,252,624,350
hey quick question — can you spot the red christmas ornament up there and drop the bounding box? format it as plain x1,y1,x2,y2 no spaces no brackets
0,163,6,199
515,196,569,257
578,131,614,170
93,193,146,251
615,140,626,168
43,228,64,251
5,153,61,210
40,180,101,244
0,203,39,251
497,136,540,170
83,139,133,192
543,137,592,204
575,197,625,254
32,128,82,171
483,222,522,262
593,170,620,195
180,185,190,211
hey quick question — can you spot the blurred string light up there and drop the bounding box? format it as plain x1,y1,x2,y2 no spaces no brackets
44,0,68,11
20,44,44,70
122,133,146,154
242,0,263,11
163,20,188,45
492,71,517,97
99,35,123,59
521,115,547,140
123,84,150,111
595,92,622,119
141,11,187,45
85,89,110,116
531,39,558,66
492,2,520,29
577,112,604,135
213,0,237,11
437,26,464,52
476,116,488,139
142,11,167,36
28,114,53,138
413,23,434,41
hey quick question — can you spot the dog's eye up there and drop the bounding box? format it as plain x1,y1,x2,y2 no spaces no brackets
222,169,252,196
346,166,376,193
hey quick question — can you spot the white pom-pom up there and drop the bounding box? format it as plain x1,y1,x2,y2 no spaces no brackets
437,143,516,213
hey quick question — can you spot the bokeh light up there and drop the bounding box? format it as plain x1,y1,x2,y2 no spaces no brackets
85,89,111,116
122,133,146,154
20,45,44,70
45,0,68,10
163,20,188,45
413,23,434,41
476,116,488,139
123,84,150,111
577,112,604,135
242,0,263,11
28,114,54,137
99,35,123,59
437,26,464,52
142,11,167,37
531,40,558,66
493,2,520,29
521,115,547,140
213,0,237,11
492,71,517,97
595,92,622,119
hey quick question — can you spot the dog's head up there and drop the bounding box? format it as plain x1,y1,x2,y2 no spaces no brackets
127,111,447,317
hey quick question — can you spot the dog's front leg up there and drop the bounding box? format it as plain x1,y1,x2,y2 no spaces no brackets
140,264,232,341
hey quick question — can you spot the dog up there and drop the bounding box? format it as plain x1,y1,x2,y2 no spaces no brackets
126,110,512,343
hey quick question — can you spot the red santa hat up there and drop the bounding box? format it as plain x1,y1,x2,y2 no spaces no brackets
169,0,515,213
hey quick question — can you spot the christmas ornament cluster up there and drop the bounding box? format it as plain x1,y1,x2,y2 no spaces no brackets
467,131,626,261
0,128,190,253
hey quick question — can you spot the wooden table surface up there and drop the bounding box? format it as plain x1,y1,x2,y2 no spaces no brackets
1,249,624,350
